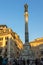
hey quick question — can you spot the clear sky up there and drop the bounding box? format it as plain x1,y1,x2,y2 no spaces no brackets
0,0,43,43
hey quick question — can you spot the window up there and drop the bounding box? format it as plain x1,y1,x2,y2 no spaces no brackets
41,51,43,55
14,42,17,46
0,38,3,40
0,48,2,54
5,37,8,40
14,36,16,39
15,43,17,46
6,41,8,45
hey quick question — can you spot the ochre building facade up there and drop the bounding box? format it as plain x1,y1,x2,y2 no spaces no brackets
30,38,43,59
0,25,23,59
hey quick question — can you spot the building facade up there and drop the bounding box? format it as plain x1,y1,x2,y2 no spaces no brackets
0,25,23,59
30,38,43,60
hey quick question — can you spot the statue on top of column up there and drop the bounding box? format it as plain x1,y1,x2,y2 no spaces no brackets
24,4,28,12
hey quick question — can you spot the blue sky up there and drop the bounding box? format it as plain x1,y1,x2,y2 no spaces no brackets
0,0,43,43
